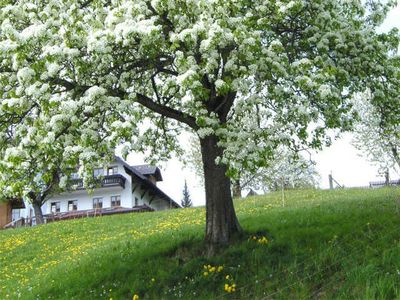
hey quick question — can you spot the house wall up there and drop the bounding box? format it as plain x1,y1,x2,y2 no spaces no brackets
45,186,128,213
115,161,134,207
24,160,175,218
148,198,171,210
132,185,171,210
0,202,12,228
132,184,146,206
43,161,134,213
15,205,32,220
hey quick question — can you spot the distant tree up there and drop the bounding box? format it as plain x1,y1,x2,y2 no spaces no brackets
352,90,400,174
181,180,193,208
0,103,111,224
0,128,65,224
187,137,319,195
258,148,319,192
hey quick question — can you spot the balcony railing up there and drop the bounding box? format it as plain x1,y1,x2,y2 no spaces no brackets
68,174,126,190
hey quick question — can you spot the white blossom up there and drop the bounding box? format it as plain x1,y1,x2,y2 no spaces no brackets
16,67,35,84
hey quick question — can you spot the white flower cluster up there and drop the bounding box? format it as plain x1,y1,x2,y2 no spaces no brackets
0,0,396,200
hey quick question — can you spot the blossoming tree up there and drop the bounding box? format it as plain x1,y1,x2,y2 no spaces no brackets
0,0,398,249
352,90,400,174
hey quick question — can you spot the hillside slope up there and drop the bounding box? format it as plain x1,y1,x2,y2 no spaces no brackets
1,188,400,299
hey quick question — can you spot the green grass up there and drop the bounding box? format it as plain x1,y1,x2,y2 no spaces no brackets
1,188,400,299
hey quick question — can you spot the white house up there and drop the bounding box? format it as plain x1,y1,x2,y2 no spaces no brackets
10,157,179,226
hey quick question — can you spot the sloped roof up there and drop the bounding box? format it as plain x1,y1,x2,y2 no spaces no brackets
132,164,163,181
115,157,180,208
246,189,258,197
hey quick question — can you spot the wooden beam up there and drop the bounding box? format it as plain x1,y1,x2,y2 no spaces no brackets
0,202,12,229
149,195,155,205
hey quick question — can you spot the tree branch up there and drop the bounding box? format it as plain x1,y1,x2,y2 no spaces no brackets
49,78,79,91
215,92,237,122
108,87,197,129
157,67,178,76
40,170,60,202
146,1,175,37
48,76,199,130
135,93,198,130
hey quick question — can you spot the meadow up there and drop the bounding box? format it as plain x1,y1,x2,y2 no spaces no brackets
1,187,400,299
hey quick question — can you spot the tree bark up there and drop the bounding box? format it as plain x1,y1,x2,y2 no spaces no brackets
32,200,44,225
385,170,390,185
200,134,242,254
391,146,400,170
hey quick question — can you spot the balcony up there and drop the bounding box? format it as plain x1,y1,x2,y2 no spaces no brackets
68,174,126,190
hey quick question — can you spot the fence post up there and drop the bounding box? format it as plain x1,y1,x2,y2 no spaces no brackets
329,174,334,190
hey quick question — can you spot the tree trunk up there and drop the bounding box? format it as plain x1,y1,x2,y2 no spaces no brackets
391,146,400,170
32,200,44,225
200,134,242,254
385,169,390,186
232,178,242,198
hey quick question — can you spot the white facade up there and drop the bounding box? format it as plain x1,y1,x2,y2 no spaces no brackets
19,159,178,220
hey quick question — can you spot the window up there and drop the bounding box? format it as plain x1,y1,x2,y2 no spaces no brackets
70,172,79,179
11,209,21,221
93,197,103,209
107,166,118,175
135,197,139,207
68,200,78,211
111,195,121,207
93,168,104,177
51,202,60,213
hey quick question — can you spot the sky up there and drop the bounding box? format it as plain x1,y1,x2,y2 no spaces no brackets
127,5,400,207
381,4,400,32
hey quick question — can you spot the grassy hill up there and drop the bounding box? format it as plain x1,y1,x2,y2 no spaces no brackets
1,188,400,299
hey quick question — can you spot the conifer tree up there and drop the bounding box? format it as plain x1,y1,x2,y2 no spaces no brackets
181,180,192,208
